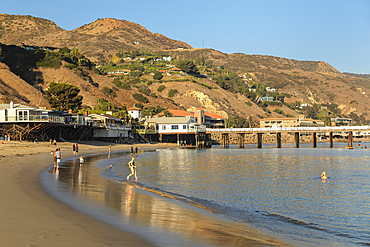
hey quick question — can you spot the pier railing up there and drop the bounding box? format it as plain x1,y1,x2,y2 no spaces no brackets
206,126,370,134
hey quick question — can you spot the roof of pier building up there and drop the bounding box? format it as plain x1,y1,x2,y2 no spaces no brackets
148,116,196,124
155,109,225,120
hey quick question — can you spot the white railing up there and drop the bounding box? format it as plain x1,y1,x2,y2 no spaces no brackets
189,125,206,132
3,115,65,123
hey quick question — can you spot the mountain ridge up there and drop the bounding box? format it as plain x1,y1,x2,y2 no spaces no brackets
1,14,370,123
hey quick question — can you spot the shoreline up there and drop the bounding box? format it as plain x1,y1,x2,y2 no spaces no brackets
0,141,175,246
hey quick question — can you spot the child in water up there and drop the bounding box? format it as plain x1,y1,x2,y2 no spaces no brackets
76,156,84,167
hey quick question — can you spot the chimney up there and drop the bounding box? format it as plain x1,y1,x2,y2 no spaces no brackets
10,101,14,109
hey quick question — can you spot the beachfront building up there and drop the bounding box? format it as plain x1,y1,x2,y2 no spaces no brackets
0,102,133,142
154,109,226,128
0,101,64,123
139,116,208,146
86,113,131,142
260,116,325,128
331,117,352,126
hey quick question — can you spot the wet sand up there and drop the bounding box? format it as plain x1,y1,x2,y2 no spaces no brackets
0,141,173,247
0,141,288,246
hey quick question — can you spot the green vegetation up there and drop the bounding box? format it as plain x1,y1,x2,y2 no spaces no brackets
132,93,149,103
153,71,163,80
274,108,284,115
45,82,83,112
113,78,130,89
141,106,167,117
101,86,116,97
78,98,130,122
227,115,254,128
168,89,178,97
157,85,166,92
177,60,198,74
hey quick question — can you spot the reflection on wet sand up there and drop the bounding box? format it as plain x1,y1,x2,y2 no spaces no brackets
52,155,287,247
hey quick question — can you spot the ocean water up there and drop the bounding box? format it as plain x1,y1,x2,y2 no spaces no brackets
41,143,370,246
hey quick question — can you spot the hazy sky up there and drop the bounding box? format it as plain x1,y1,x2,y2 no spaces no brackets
2,0,369,74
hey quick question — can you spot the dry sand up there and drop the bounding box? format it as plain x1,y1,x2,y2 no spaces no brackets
0,141,174,246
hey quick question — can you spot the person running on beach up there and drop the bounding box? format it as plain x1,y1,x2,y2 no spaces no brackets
126,154,137,181
56,148,61,167
76,156,84,167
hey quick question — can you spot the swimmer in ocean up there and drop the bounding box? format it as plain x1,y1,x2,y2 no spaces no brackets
321,171,328,181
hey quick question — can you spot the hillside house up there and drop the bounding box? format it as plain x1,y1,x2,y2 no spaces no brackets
265,87,277,92
128,107,142,119
261,96,274,102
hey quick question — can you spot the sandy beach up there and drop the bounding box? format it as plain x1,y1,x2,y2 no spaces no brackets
0,140,173,246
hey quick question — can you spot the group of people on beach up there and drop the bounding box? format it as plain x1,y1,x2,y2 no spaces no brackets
52,142,138,181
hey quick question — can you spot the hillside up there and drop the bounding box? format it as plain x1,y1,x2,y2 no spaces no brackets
0,14,370,125
0,14,191,63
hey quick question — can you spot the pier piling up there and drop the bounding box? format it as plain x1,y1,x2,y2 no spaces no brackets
294,132,299,148
276,132,282,148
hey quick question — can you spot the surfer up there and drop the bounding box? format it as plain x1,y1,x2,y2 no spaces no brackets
126,154,137,181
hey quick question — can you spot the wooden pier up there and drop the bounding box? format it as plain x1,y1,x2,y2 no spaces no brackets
208,126,367,149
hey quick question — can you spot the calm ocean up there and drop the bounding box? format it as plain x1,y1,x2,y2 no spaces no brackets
41,143,370,246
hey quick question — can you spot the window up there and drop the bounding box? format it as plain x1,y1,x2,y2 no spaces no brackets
171,125,179,130
18,110,28,121
183,125,187,129
162,125,166,130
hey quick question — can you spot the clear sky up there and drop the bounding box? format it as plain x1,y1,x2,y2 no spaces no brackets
2,0,369,74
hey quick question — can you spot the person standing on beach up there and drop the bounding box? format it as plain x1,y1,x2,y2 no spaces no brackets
126,154,137,181
108,144,111,159
76,156,84,167
75,144,79,155
135,146,138,155
131,146,134,154
56,148,61,167
8,135,10,144
53,149,57,167
73,144,76,155
53,139,57,146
